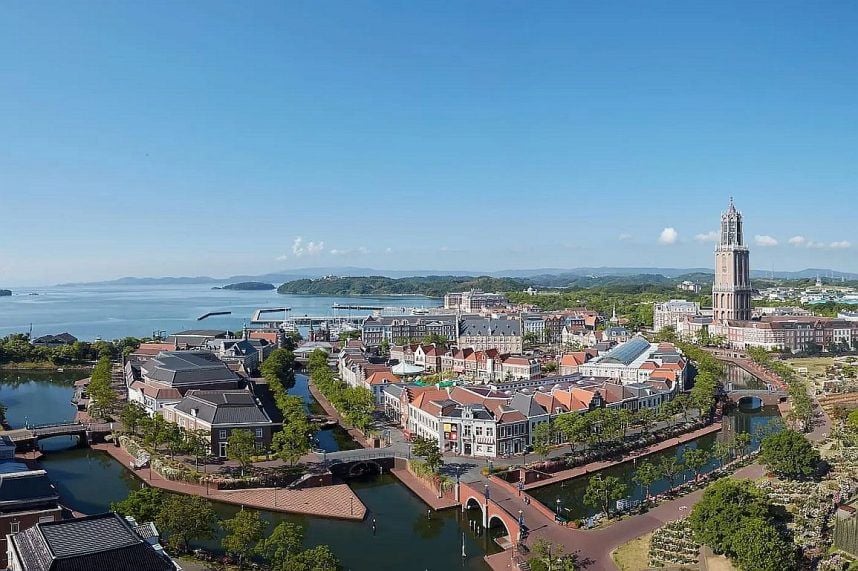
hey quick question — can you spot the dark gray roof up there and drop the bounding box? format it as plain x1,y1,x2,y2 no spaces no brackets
509,393,548,417
10,512,175,571
174,389,273,426
459,318,521,337
0,469,59,508
142,351,240,387
32,333,77,345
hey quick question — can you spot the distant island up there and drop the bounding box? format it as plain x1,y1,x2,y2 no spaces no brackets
214,282,276,291
276,275,526,297
0,289,10,297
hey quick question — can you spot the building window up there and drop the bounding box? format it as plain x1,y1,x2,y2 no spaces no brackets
10,521,19,534
219,429,227,440
255,428,264,439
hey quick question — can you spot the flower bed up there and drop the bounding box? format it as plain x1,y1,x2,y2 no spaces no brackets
648,519,700,568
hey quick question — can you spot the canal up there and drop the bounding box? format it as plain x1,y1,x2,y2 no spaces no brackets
0,369,498,570
529,395,782,522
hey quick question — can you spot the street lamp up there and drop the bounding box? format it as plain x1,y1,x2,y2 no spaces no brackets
555,497,561,517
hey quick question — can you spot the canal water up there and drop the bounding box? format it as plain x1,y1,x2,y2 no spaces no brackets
529,401,782,522
0,369,498,570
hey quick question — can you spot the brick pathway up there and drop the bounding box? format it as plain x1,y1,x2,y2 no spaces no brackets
91,443,366,521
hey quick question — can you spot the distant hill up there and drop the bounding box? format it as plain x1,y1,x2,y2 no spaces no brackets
276,275,526,297
56,265,858,287
214,282,275,291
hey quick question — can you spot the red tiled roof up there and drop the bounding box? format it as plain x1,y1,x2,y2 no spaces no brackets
366,371,401,386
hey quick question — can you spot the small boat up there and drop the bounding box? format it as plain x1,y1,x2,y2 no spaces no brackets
56,367,64,372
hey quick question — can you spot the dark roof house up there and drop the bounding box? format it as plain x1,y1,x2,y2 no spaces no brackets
140,351,241,389
8,512,177,571
173,389,273,426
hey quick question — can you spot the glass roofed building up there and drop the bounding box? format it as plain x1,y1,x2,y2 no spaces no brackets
578,335,687,387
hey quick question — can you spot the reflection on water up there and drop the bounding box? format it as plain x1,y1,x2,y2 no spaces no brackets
529,405,782,522
724,363,768,391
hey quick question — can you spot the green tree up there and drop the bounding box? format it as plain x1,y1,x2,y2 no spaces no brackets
583,475,628,516
119,402,147,435
256,521,304,562
712,440,734,468
732,516,797,571
222,508,267,567
281,544,340,571
111,487,165,523
184,428,212,469
527,539,578,571
156,495,217,552
261,347,297,392
682,447,710,482
633,460,662,500
658,455,684,489
688,478,772,557
759,429,820,480
532,422,553,459
411,436,443,473
88,356,117,419
735,431,752,458
553,413,590,452
227,429,258,477
272,418,311,465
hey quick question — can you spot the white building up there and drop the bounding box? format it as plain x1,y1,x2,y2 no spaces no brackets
653,299,701,333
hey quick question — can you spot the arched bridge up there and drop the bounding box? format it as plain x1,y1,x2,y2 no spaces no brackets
726,389,788,407
460,480,522,544
3,422,117,449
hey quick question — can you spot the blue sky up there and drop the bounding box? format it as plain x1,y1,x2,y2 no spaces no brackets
1,1,857,285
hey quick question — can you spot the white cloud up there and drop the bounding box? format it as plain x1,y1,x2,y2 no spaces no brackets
658,227,678,245
830,240,852,249
754,235,778,247
329,246,370,256
788,236,806,246
694,231,719,243
275,254,288,261
385,247,393,254
618,233,633,241
807,241,827,249
291,237,324,257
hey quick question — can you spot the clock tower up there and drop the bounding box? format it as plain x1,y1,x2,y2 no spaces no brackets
713,198,752,322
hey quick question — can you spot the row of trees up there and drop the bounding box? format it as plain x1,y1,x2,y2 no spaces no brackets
0,333,141,365
260,347,314,465
307,349,375,433
689,478,796,571
584,431,756,517
533,393,702,460
112,488,339,570
88,356,118,419
747,347,814,430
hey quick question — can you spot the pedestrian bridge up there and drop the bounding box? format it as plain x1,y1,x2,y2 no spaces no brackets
3,422,117,449
460,480,523,544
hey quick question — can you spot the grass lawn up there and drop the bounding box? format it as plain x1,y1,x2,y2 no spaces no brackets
785,357,834,379
611,532,652,571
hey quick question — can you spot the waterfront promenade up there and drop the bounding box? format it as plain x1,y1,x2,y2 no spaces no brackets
91,443,368,521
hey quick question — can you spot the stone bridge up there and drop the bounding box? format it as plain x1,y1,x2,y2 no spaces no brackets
317,450,409,480
726,389,788,407
459,480,522,544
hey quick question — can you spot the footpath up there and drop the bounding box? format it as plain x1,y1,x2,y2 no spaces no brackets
91,443,367,521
